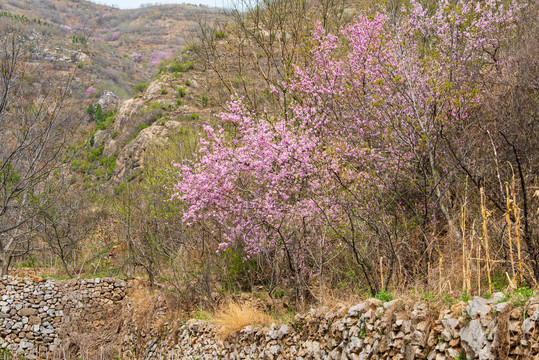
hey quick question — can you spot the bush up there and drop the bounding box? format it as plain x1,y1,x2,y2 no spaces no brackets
177,87,186,98
134,82,149,94
168,60,184,73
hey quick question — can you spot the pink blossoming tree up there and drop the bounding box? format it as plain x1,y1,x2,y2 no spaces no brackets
173,0,524,300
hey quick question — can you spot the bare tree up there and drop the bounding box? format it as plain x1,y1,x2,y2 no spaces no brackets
0,28,81,274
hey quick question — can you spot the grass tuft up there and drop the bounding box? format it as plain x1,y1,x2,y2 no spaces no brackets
212,301,271,339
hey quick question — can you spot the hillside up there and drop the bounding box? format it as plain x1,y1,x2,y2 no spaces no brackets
0,0,221,99
0,0,221,63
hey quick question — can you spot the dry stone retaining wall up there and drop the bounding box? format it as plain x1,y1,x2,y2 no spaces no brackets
0,276,126,358
0,276,538,359
164,294,539,360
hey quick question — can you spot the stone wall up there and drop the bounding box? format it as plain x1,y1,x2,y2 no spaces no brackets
0,276,538,359
165,293,539,360
0,276,126,358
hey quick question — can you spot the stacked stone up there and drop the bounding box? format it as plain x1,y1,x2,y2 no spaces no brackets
58,277,127,311
168,294,539,360
0,277,61,356
0,276,127,359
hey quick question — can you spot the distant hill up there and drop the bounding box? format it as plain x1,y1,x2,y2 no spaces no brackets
0,0,221,98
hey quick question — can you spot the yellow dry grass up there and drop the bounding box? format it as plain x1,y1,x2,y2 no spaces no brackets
212,301,272,339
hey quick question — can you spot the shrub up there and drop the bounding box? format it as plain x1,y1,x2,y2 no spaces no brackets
168,60,184,73
189,113,200,120
177,87,186,98
134,82,149,94
86,103,94,117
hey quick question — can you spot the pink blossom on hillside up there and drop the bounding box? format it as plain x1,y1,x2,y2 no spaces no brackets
173,0,524,294
148,50,173,67
131,52,143,63
86,86,96,98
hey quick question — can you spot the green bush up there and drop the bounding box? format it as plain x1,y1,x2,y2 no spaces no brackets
168,60,184,73
88,145,105,161
190,113,200,120
177,87,186,98
86,103,94,116
134,82,150,94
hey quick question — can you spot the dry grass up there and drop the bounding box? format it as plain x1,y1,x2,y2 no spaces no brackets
212,301,272,339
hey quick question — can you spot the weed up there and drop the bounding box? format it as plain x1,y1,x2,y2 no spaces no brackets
442,294,457,307
214,30,226,40
497,292,511,304
359,325,366,338
421,291,437,302
512,286,533,307
193,308,212,321
375,290,393,302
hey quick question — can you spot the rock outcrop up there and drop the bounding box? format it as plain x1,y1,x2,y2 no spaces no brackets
112,120,183,182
